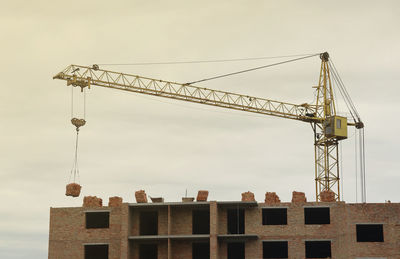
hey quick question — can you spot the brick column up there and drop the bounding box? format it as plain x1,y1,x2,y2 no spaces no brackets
210,201,218,259
120,204,129,259
167,205,171,259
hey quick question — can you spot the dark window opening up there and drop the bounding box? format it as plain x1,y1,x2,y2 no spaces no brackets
193,242,210,259
193,209,210,234
262,208,287,225
305,241,331,258
85,212,110,229
140,211,158,235
139,244,157,259
263,241,288,258
304,207,330,224
227,208,244,234
85,244,108,259
356,224,384,242
227,242,245,259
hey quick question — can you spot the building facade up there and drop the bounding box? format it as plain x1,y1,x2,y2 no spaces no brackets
48,193,400,259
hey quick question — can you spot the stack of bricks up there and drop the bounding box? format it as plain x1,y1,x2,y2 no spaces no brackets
265,192,280,204
135,190,148,203
241,191,255,202
65,183,81,197
291,191,307,203
108,196,123,207
83,196,102,207
320,190,336,202
196,190,209,201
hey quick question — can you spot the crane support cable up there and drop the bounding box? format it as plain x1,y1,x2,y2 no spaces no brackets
328,60,362,124
328,59,366,202
359,128,366,202
185,53,321,85
95,53,320,66
329,65,357,122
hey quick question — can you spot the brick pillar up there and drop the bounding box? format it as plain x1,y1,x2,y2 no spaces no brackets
210,201,218,259
167,205,171,259
120,204,129,259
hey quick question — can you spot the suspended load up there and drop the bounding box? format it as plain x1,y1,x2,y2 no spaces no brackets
65,77,88,197
66,182,81,197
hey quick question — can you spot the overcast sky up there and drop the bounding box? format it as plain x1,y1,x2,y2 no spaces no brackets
1,1,399,258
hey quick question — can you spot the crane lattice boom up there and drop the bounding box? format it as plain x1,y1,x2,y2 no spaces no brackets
54,65,321,123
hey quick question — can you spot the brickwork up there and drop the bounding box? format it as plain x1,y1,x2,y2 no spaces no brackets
291,191,307,203
210,201,218,259
171,240,192,259
49,197,400,259
197,190,209,202
264,192,280,204
48,203,129,259
320,190,336,202
83,196,102,207
241,191,255,202
158,207,169,236
159,241,168,259
109,196,123,207
217,207,227,234
65,183,81,197
170,207,192,235
134,190,147,203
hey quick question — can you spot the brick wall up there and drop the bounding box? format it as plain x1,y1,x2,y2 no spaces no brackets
49,201,400,259
48,204,129,259
171,207,192,235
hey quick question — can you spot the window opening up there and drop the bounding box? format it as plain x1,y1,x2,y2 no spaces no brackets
227,242,245,259
262,208,287,225
192,242,210,259
263,241,288,258
140,211,158,235
356,224,384,242
305,241,331,258
139,244,157,259
193,209,210,234
84,244,108,259
227,207,244,234
85,212,109,229
304,207,330,224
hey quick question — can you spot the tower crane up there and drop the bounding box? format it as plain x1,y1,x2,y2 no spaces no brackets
53,52,365,202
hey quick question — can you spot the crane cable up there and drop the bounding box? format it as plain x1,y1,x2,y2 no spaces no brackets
96,53,320,66
329,60,366,202
328,60,362,123
184,53,321,85
69,87,87,184
69,128,80,183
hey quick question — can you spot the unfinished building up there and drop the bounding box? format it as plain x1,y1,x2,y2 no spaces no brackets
48,191,400,259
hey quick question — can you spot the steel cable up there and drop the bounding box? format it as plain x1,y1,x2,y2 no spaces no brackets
96,53,320,66
185,54,321,85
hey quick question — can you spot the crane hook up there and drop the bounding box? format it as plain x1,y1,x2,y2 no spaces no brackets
71,118,86,132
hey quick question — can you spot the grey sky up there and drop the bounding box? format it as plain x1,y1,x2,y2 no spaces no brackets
1,0,399,258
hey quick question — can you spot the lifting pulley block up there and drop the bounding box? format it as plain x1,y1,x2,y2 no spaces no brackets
67,75,92,92
71,118,86,131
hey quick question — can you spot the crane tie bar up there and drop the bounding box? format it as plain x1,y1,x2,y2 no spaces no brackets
185,53,321,85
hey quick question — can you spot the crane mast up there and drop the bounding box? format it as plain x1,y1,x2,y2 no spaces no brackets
53,52,362,201
313,52,341,201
